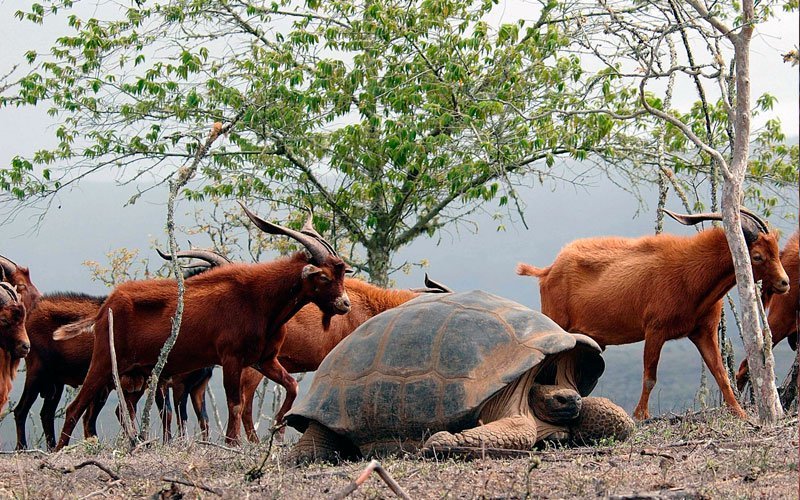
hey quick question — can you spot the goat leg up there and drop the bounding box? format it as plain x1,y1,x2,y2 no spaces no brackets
239,368,264,443
255,357,298,433
221,358,244,445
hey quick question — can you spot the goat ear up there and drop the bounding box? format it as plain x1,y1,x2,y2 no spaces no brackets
302,264,322,280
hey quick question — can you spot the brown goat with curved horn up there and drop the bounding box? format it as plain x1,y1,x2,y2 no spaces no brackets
0,254,42,312
517,207,788,421
53,204,350,449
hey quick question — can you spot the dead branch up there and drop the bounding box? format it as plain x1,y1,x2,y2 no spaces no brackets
196,440,244,454
244,422,286,482
331,459,411,500
39,460,121,481
139,111,246,438
109,308,138,447
641,448,676,460
162,476,222,496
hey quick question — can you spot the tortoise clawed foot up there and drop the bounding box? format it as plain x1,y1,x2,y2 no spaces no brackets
570,397,634,446
424,430,458,450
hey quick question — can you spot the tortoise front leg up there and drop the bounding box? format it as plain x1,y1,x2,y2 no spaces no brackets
287,421,360,465
424,415,538,451
570,397,635,445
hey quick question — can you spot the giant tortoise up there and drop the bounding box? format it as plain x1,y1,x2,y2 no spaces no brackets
286,290,633,463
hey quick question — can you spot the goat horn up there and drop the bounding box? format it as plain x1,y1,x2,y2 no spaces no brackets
0,281,19,305
739,207,769,234
0,254,19,281
156,248,232,267
663,207,770,235
299,210,339,257
661,209,722,226
424,273,453,293
238,202,332,265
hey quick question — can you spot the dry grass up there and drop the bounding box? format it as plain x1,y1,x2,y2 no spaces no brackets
0,409,796,499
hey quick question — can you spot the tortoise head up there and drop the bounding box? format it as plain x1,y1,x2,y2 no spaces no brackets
529,384,582,423
528,333,605,424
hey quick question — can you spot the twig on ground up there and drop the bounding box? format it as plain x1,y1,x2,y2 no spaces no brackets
131,438,158,454
244,422,286,482
641,448,676,460
331,459,411,500
39,459,121,481
162,476,223,496
303,470,350,479
196,440,243,454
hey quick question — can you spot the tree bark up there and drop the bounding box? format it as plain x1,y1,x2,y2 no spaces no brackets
367,244,390,287
719,6,782,422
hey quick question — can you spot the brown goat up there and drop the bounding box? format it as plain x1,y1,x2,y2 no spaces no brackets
735,230,799,391
0,255,42,312
13,293,109,449
238,278,425,441
516,209,789,420
15,249,231,449
53,206,351,449
0,282,28,413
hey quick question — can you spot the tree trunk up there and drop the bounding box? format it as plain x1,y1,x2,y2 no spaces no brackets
719,12,783,423
721,195,782,422
367,244,390,288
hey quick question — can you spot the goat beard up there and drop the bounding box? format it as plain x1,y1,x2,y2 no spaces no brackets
321,313,332,331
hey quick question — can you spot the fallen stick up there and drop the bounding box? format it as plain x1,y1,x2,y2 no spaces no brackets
244,422,286,482
162,476,223,496
331,459,411,500
196,440,243,454
641,448,676,460
39,460,120,481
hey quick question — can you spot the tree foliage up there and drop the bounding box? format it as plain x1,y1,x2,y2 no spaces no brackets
558,0,797,217
3,0,641,284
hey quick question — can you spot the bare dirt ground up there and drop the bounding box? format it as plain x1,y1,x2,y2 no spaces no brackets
0,409,796,499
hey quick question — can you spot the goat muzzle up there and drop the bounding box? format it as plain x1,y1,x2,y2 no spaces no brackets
772,277,790,295
15,340,30,358
334,293,351,314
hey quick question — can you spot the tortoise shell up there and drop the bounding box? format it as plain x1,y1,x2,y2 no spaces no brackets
286,290,604,446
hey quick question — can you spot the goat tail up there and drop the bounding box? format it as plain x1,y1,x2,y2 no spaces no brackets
52,318,95,341
516,262,549,278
